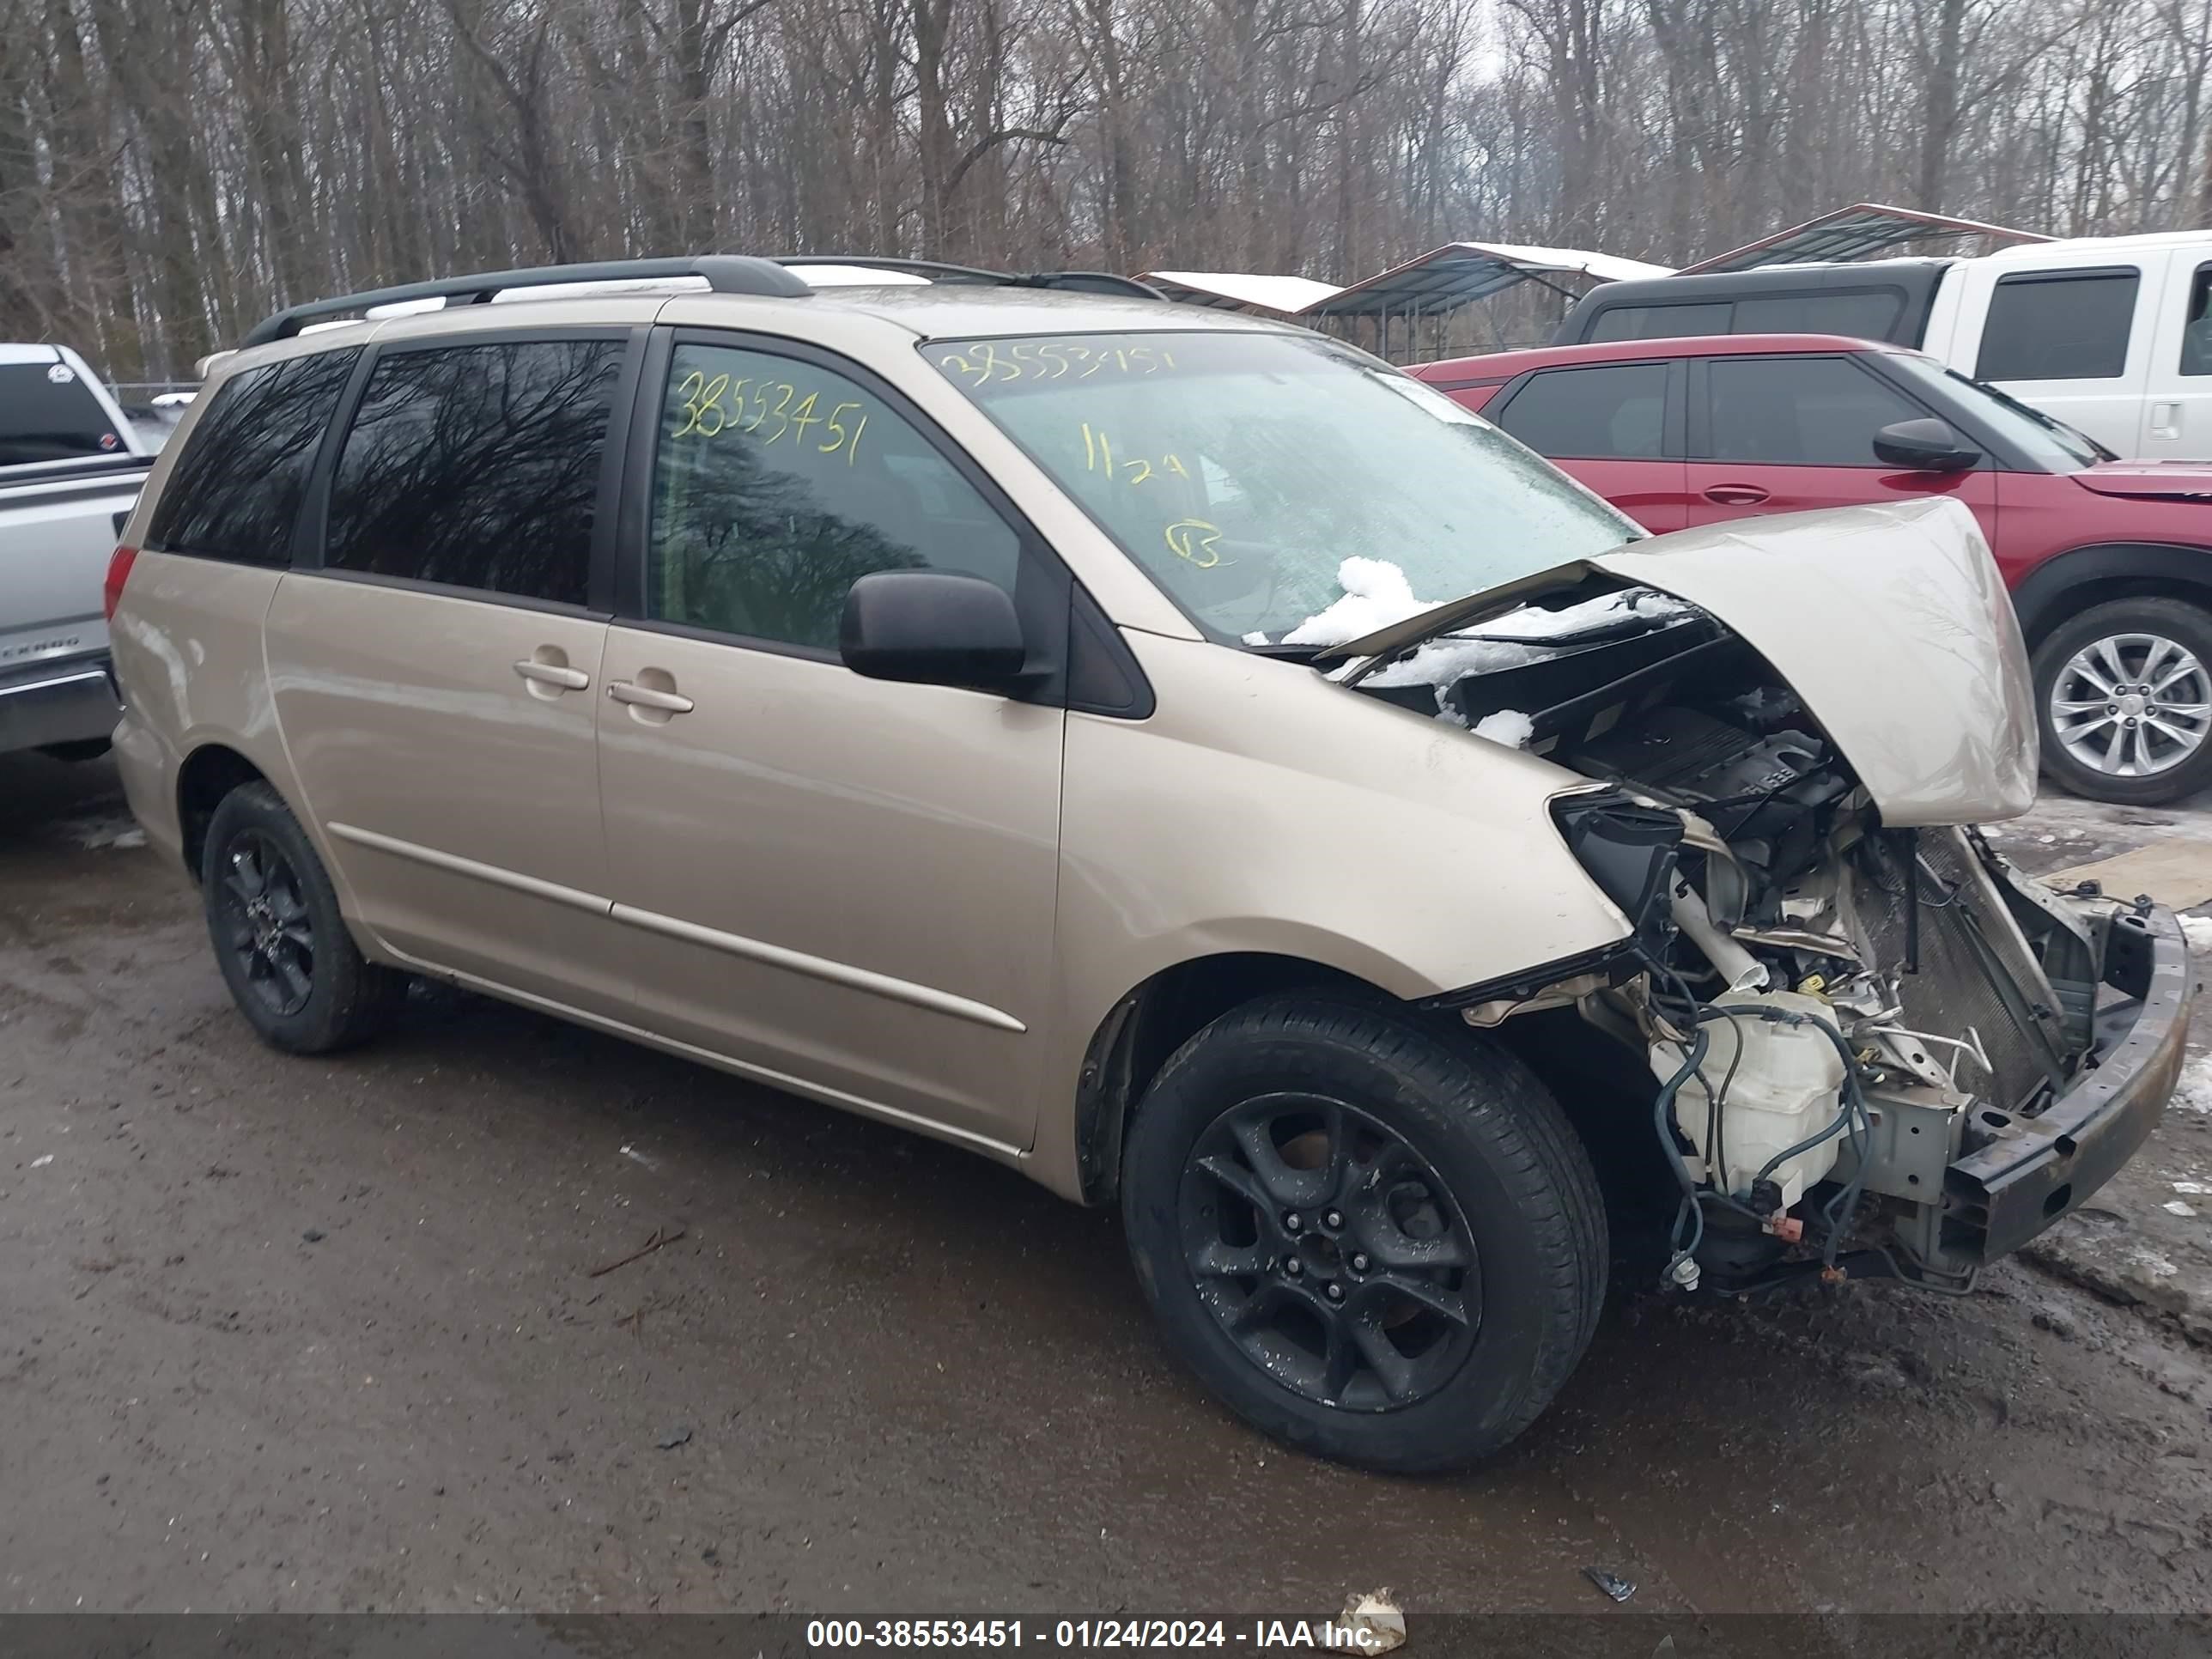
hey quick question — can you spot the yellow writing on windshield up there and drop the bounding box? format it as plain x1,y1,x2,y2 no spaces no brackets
1163,519,1224,568
672,369,868,463
1080,422,1189,488
936,341,1179,386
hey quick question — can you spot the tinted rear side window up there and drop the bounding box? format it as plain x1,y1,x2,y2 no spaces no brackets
1494,364,1668,459
145,349,359,563
1587,302,1731,343
1977,270,2139,381
325,339,624,606
0,360,125,465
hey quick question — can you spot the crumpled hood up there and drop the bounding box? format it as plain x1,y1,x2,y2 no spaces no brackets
2069,461,2212,501
1590,498,2036,827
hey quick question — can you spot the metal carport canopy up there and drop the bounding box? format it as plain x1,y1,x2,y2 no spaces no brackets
1297,241,1675,318
1679,203,2052,275
1137,271,1346,313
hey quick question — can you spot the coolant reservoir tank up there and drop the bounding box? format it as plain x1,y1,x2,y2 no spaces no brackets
1650,989,1846,1209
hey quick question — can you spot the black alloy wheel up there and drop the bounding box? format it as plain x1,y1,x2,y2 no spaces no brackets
215,828,318,1018
1181,1092,1479,1411
200,780,404,1053
1122,994,1606,1473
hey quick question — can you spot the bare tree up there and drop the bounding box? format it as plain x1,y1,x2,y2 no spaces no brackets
4,0,2210,378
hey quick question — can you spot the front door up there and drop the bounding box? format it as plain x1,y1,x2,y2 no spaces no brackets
597,334,1064,1152
266,333,633,1013
1964,258,2162,459
1684,354,1998,540
2141,252,2212,461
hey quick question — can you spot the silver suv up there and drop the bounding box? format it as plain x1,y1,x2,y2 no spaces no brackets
108,256,2187,1472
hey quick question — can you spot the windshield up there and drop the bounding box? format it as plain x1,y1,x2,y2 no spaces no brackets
1881,352,2112,471
927,330,1640,643
0,361,127,466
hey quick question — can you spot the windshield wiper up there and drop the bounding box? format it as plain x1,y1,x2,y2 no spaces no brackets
1447,611,1686,649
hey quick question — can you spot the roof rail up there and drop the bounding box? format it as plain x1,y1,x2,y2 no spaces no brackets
774,256,1164,300
240,256,813,348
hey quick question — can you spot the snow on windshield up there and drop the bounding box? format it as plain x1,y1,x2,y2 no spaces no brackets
1279,556,1438,647
1278,556,1689,726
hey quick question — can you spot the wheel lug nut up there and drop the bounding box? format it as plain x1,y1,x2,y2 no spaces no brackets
2127,717,2140,727
1323,1210,1343,1230
1284,1212,1303,1233
1284,1257,1302,1275
1351,1253,1370,1273
1325,1283,1344,1302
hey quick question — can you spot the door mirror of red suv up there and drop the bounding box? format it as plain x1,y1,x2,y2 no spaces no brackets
1873,417,1982,473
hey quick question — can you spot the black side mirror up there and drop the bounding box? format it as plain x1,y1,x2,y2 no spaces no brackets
840,570,1029,690
1873,417,1981,473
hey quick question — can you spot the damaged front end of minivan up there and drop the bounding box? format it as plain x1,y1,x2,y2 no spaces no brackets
1322,501,2192,1296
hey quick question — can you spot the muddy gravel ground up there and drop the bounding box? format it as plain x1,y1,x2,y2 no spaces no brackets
4,752,2211,1619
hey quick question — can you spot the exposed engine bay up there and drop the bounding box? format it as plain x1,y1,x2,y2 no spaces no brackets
1339,574,2165,1296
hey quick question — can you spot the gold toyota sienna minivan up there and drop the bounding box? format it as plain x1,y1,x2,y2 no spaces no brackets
108,256,2188,1472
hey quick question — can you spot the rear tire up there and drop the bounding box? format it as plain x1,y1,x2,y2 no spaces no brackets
2033,598,2212,805
201,781,403,1053
1121,994,1606,1474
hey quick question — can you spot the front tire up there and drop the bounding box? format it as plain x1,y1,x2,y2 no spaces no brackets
1121,994,1606,1474
2033,598,2212,805
201,781,403,1053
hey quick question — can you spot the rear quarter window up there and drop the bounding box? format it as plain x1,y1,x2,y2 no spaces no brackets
0,360,125,465
1734,289,1905,341
146,349,360,564
1588,302,1731,343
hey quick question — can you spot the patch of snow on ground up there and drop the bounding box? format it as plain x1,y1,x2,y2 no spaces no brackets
2180,913,2212,956
1472,709,1534,749
2128,1246,2181,1279
2173,1053,2212,1115
65,815,146,852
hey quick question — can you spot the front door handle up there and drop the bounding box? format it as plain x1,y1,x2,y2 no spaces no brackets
2152,401,2184,440
608,679,696,714
1702,483,1771,506
514,659,590,690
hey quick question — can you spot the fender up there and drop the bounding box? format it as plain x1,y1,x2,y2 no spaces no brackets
2010,543,2212,644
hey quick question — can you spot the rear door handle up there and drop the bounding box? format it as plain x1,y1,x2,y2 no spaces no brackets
1702,483,1770,506
608,679,695,714
514,659,590,690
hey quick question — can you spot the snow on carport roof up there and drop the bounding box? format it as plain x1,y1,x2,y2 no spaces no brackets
1297,242,1675,319
1138,271,1346,313
1679,203,2052,275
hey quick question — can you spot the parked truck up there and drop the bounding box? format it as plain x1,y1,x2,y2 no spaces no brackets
1,343,155,761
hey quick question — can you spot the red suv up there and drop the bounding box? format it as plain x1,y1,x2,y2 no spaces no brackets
1413,334,2212,805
